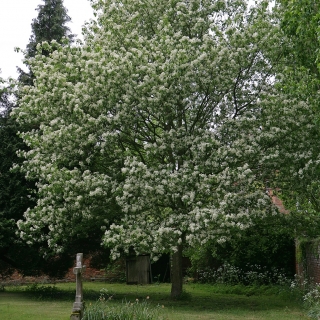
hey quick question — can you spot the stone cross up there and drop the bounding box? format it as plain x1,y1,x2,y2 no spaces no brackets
70,253,86,320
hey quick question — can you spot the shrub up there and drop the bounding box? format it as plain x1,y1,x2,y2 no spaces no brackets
286,275,320,319
300,283,320,319
195,263,290,286
24,283,61,300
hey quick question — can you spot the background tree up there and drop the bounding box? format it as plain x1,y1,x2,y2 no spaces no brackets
18,0,75,85
260,0,320,237
278,0,320,76
14,0,293,297
0,0,77,278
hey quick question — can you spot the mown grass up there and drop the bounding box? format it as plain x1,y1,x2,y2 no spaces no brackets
0,282,309,320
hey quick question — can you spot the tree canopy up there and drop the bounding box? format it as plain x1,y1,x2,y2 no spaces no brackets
14,0,317,296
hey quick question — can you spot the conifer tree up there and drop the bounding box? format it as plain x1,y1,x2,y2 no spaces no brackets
19,0,74,85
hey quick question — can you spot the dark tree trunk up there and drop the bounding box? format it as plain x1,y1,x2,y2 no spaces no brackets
170,245,183,298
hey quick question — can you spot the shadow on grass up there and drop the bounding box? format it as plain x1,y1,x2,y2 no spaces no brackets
82,283,302,314
106,292,295,313
1,282,303,315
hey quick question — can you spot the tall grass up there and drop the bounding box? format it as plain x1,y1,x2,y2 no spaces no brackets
82,299,163,320
82,288,163,320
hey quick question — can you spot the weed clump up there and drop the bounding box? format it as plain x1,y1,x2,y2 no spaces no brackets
82,288,164,320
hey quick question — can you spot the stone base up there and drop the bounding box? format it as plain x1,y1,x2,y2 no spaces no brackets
71,301,84,320
70,311,81,320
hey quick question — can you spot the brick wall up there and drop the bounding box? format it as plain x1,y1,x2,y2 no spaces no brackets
268,188,290,214
306,247,320,283
296,241,320,284
1,257,107,285
63,257,106,281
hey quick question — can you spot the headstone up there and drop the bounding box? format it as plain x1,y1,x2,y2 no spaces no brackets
70,253,86,320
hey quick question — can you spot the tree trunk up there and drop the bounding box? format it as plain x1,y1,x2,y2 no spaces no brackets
170,245,183,298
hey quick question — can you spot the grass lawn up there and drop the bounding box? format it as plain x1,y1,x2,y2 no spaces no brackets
0,292,71,320
0,282,309,320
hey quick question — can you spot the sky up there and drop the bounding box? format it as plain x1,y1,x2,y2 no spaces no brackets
0,0,95,80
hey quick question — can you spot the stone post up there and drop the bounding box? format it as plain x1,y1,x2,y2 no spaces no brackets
70,253,86,320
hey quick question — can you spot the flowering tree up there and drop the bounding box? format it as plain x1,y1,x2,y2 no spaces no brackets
15,0,287,297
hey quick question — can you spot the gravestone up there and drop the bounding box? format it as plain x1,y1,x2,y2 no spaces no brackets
70,253,86,320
